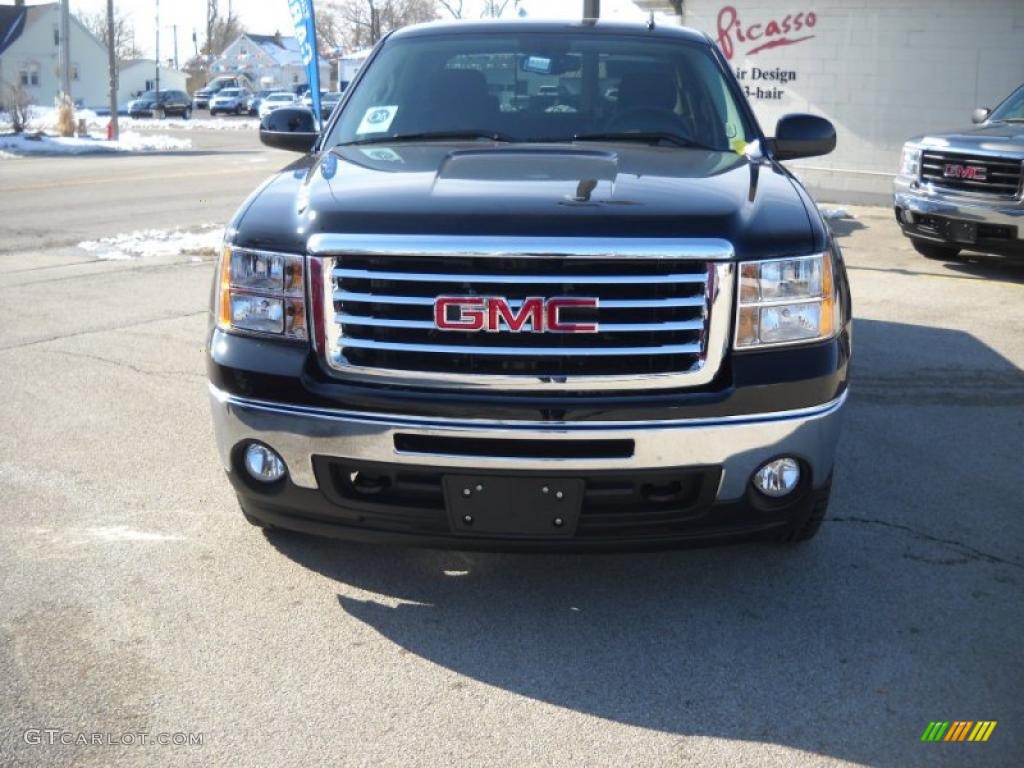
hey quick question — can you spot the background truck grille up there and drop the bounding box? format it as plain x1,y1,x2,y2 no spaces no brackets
317,239,733,392
920,150,1024,198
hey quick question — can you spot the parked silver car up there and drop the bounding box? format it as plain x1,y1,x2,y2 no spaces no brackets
210,87,253,116
894,84,1024,260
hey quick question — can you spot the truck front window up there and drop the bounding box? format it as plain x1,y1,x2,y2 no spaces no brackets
328,32,756,151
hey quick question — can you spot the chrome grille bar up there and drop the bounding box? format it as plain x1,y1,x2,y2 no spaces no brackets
333,268,710,285
338,338,704,356
336,314,706,332
335,290,708,309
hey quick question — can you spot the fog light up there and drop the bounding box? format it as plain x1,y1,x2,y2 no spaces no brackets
752,458,801,498
244,443,286,483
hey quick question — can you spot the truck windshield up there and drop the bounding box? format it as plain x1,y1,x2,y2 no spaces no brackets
328,31,757,150
988,86,1024,122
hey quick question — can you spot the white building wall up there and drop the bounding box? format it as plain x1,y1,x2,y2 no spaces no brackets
0,6,108,109
682,0,1024,202
118,63,188,104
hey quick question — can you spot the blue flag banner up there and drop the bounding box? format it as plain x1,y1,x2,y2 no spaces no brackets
288,0,322,129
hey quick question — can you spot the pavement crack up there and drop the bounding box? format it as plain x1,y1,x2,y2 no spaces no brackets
830,516,1024,570
0,311,206,352
50,349,205,380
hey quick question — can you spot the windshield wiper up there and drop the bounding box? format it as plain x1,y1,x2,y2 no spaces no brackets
342,130,514,146
572,131,720,150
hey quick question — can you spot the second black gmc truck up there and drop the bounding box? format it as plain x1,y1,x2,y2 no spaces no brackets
207,19,851,550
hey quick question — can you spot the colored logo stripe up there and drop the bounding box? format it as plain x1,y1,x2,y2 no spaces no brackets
968,721,997,742
921,721,997,742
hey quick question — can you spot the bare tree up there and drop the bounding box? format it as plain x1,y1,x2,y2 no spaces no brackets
75,7,142,64
481,0,515,17
438,0,463,18
329,0,438,50
2,81,34,133
206,13,244,57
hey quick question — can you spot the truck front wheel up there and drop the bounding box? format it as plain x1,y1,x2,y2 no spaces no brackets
237,497,274,530
912,241,961,260
778,478,832,543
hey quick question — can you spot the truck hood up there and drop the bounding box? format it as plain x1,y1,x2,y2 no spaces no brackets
231,142,823,259
909,122,1024,154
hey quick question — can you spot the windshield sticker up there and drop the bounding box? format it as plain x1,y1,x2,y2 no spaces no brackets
357,106,398,134
359,147,404,163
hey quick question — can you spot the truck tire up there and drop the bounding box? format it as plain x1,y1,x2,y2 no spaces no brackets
912,241,961,260
237,497,274,530
779,479,832,543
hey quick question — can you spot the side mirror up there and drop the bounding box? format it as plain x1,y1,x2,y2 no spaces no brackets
771,113,836,161
259,107,318,153
972,107,990,124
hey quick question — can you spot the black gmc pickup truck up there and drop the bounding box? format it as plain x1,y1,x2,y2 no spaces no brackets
207,19,851,550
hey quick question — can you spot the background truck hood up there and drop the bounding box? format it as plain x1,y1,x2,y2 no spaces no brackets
910,122,1024,154
231,143,823,259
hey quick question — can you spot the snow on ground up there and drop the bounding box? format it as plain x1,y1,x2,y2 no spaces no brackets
0,106,257,133
0,131,191,158
818,206,853,220
78,227,224,260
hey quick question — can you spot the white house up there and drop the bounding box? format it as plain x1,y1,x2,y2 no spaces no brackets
117,59,188,104
213,32,331,92
0,2,108,109
337,48,373,90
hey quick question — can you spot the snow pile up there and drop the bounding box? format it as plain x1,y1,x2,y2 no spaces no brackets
818,206,852,220
78,227,224,260
122,116,260,131
0,106,258,133
0,131,191,157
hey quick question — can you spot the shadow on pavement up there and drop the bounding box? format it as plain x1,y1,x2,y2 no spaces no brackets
265,318,1024,767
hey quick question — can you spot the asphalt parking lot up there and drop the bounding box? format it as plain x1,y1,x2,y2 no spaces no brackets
0,127,1022,767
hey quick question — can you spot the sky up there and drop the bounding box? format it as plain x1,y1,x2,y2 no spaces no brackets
14,0,650,62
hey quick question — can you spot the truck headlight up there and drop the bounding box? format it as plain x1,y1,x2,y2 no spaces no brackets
216,246,307,340
735,253,838,349
898,144,921,178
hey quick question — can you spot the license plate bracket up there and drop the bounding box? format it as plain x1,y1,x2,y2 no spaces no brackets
947,219,978,244
443,475,584,538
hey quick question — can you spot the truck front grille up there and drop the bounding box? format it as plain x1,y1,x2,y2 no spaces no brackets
920,150,1024,199
314,236,734,392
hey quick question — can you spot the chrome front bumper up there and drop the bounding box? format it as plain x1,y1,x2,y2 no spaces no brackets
894,180,1024,231
208,385,847,502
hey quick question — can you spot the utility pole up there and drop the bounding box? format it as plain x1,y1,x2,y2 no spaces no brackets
154,0,160,104
59,0,72,100
106,0,119,139
173,24,179,69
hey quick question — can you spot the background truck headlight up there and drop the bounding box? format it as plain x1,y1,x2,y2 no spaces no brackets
217,246,307,339
736,253,839,348
898,144,921,178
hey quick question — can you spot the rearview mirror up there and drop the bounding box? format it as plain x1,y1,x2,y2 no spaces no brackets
770,113,836,161
259,107,318,153
972,107,990,124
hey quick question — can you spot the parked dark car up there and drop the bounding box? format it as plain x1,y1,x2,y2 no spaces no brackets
894,83,1024,260
127,89,191,119
213,20,849,550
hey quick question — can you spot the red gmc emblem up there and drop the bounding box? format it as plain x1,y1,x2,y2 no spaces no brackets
944,163,987,181
433,296,599,333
